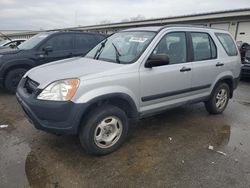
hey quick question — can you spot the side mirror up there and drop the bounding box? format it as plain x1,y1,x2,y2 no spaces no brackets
145,54,170,68
43,46,53,53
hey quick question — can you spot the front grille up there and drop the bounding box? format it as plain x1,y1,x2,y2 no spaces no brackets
24,77,39,94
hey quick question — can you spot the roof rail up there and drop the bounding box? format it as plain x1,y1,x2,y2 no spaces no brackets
160,24,209,29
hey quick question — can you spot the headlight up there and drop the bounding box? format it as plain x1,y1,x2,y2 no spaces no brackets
37,79,80,101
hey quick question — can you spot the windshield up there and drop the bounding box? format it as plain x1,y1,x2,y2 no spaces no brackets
18,33,50,50
86,31,156,64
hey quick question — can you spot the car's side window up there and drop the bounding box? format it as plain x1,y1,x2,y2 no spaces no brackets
153,32,187,64
215,33,238,56
75,34,97,50
42,34,74,51
190,32,217,61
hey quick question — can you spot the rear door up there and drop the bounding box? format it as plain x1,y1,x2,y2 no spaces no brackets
139,31,192,112
189,32,218,94
74,34,100,56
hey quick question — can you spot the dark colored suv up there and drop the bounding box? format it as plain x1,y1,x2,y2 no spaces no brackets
0,31,106,93
241,48,250,78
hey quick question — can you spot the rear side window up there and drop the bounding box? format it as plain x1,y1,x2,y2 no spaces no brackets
44,34,74,51
190,32,217,61
75,34,97,50
216,33,238,56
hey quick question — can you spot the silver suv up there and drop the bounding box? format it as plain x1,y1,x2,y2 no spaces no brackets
17,25,241,155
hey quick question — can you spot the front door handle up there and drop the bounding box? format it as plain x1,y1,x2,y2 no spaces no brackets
180,67,192,72
35,52,46,58
216,62,224,67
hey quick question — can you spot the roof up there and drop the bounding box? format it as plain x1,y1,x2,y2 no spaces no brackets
123,26,162,32
33,30,106,36
123,24,225,32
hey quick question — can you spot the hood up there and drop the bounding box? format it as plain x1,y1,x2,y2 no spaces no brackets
0,47,21,55
27,57,124,88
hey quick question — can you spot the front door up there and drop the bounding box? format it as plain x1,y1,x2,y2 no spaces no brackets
35,34,75,65
139,32,192,113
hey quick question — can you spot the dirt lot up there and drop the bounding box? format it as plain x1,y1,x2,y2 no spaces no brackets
0,80,250,188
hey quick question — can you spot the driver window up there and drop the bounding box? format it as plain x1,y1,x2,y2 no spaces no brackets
153,32,187,64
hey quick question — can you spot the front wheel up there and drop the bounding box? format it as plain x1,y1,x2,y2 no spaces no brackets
79,105,129,155
205,83,230,114
4,68,27,93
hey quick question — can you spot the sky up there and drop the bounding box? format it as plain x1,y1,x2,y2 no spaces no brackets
0,0,250,31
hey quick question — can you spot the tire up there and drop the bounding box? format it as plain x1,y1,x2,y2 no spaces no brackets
79,105,129,155
5,68,27,94
205,82,230,114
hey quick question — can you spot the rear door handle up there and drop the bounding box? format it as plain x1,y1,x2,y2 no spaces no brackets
180,67,192,72
216,62,224,67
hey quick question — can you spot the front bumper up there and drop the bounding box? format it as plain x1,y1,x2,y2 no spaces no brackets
241,65,250,77
16,78,86,135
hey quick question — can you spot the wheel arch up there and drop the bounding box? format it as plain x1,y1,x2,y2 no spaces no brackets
2,59,35,84
77,93,139,133
213,75,234,98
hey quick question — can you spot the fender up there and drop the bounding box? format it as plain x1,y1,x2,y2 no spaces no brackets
75,84,139,107
210,71,233,90
79,93,139,119
210,74,235,98
0,59,36,78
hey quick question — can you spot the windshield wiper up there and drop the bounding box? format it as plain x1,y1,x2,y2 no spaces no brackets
112,43,121,64
94,38,108,60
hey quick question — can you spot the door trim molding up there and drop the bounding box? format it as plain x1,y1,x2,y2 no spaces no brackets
141,84,211,102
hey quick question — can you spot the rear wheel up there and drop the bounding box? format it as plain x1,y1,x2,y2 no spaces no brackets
5,68,27,93
79,105,129,155
205,83,230,114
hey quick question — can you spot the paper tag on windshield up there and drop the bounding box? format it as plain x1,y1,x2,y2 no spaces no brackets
129,37,148,43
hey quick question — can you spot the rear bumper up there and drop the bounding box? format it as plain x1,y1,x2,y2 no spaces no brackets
233,77,240,90
16,79,86,135
241,65,250,77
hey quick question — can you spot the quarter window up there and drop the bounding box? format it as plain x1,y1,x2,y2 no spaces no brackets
216,33,238,56
153,32,187,64
190,32,217,61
